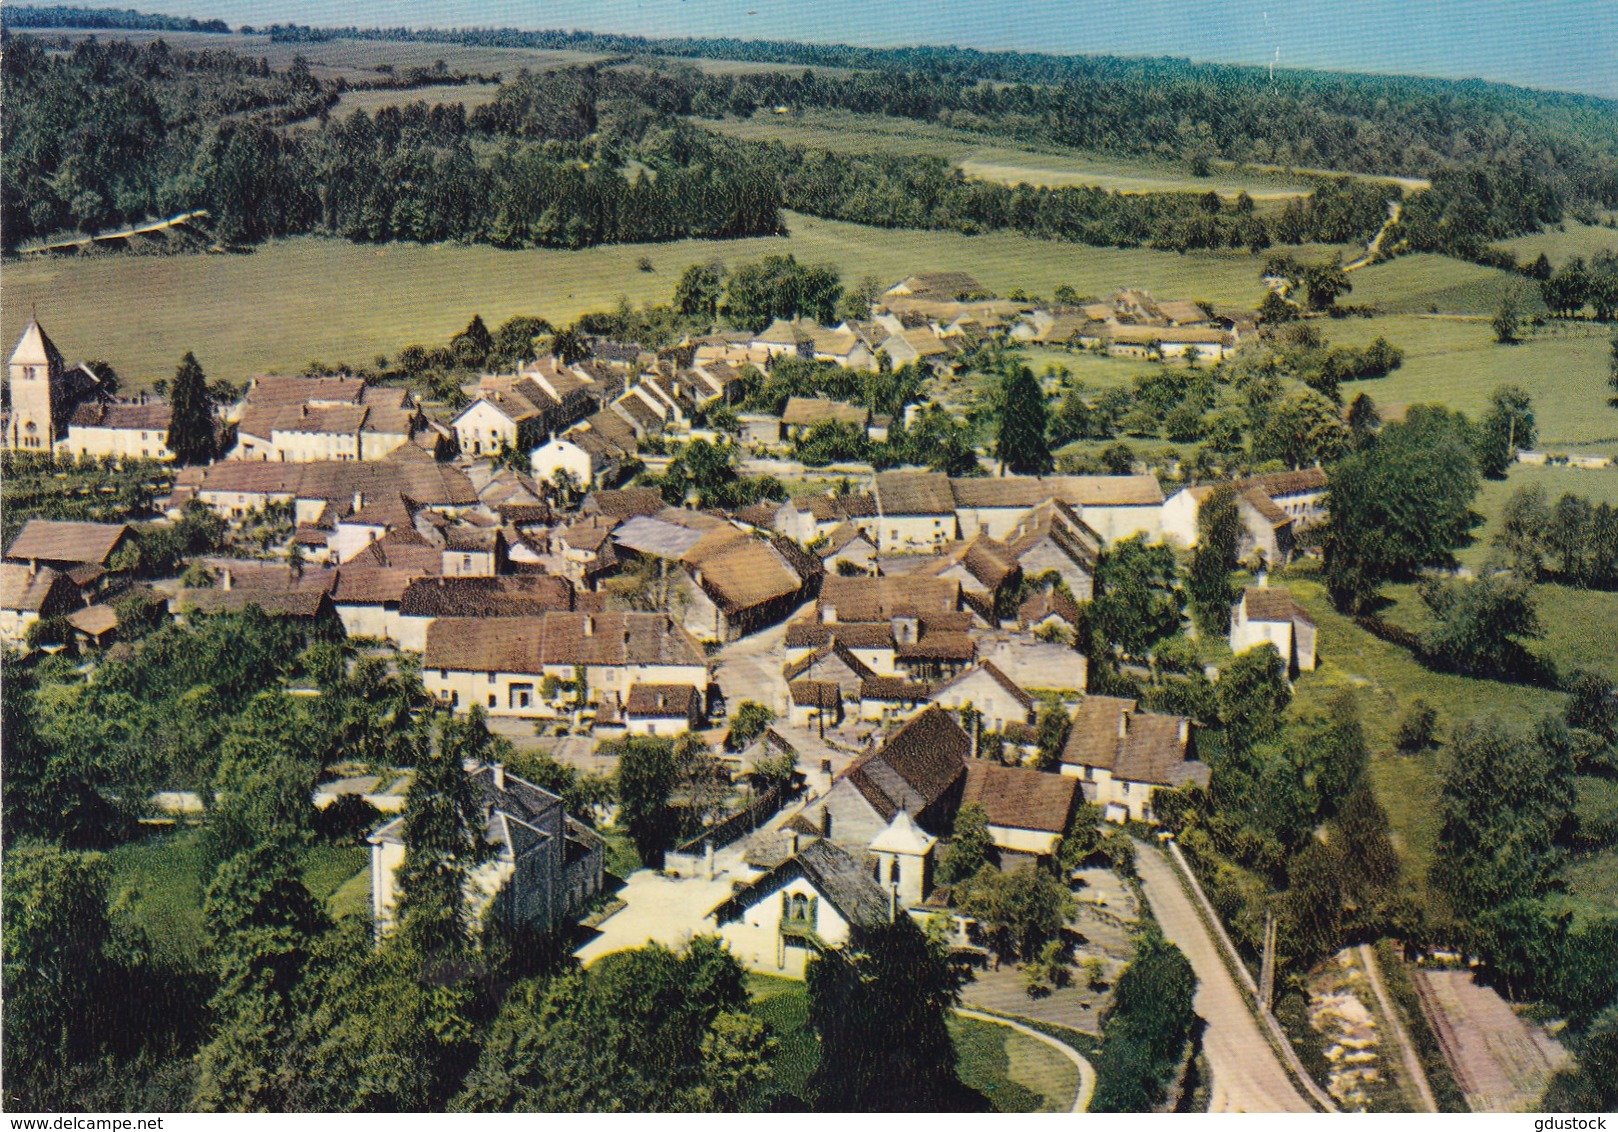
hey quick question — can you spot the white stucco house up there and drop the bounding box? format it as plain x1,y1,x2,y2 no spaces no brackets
1229,583,1318,673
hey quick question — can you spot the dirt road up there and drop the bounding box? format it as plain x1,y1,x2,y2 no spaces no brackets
1134,843,1314,1113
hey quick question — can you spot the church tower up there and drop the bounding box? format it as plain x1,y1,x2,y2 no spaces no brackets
7,319,67,451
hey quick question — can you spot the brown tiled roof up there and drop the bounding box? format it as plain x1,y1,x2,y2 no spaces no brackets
1239,468,1328,498
189,460,475,507
1060,697,1199,787
876,470,956,516
1018,588,1083,628
271,403,369,436
819,575,959,621
68,401,171,430
5,520,128,567
1241,585,1314,626
823,521,874,556
845,706,970,822
783,641,876,683
950,474,1164,509
0,563,74,613
926,534,1018,591
400,575,574,617
860,676,933,703
624,683,703,718
895,630,976,662
584,487,667,519
782,397,866,428
175,589,333,618
712,838,890,930
962,761,1079,835
1241,486,1291,527
787,620,894,651
424,612,706,673
242,374,367,409
789,679,842,709
66,603,120,637
330,567,416,605
890,271,986,299
691,540,803,613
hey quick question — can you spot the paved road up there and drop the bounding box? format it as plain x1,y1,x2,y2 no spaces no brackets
1134,843,1314,1113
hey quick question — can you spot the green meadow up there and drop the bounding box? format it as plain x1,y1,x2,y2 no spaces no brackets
4,214,1313,388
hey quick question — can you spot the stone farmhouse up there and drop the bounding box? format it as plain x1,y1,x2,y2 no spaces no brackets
1059,696,1209,823
1230,582,1318,674
369,761,604,942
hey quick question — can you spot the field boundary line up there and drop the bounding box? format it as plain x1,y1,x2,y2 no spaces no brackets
955,1007,1095,1112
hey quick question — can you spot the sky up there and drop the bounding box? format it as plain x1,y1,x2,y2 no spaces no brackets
40,0,1618,99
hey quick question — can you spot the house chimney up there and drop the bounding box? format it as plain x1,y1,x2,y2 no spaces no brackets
221,568,233,592
1118,711,1129,738
1257,569,1269,588
821,603,836,624
1178,719,1190,745
353,491,365,513
492,762,506,791
583,614,594,637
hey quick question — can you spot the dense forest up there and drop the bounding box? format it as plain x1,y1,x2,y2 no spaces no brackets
246,20,1618,202
5,30,1592,263
4,5,229,32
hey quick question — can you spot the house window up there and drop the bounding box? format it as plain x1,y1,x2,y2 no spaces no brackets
511,684,533,709
889,859,901,886
488,694,497,708
440,669,448,679
463,554,473,570
488,672,497,684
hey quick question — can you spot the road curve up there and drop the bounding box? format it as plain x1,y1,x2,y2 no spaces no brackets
1134,843,1314,1113
955,1008,1096,1112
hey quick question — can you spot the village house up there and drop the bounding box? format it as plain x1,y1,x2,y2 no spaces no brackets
929,662,1037,736
950,474,1164,545
623,683,706,736
0,563,82,644
771,491,878,546
857,674,935,724
65,602,122,650
1002,500,1100,600
788,574,974,681
389,574,581,651
820,522,879,576
5,319,107,453
61,399,173,461
919,534,1021,624
170,455,478,534
421,611,708,719
1059,697,1208,823
788,678,844,731
1018,587,1085,639
228,375,426,463
780,397,870,441
5,519,131,577
1161,468,1329,564
873,470,959,553
812,706,971,849
978,637,1089,696
612,510,815,644
1230,582,1318,673
960,760,1082,865
708,835,900,978
369,761,605,942
171,561,339,623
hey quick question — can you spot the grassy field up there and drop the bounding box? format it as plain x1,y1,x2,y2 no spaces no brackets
1334,315,1618,450
105,829,371,964
1497,221,1618,267
1343,253,1529,315
746,973,1078,1111
705,108,1317,199
1463,464,1618,570
319,82,504,118
20,29,606,83
4,214,1311,389
1286,571,1567,889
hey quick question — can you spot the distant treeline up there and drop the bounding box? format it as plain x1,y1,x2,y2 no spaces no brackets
256,21,1618,205
2,4,229,32
0,33,1592,264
